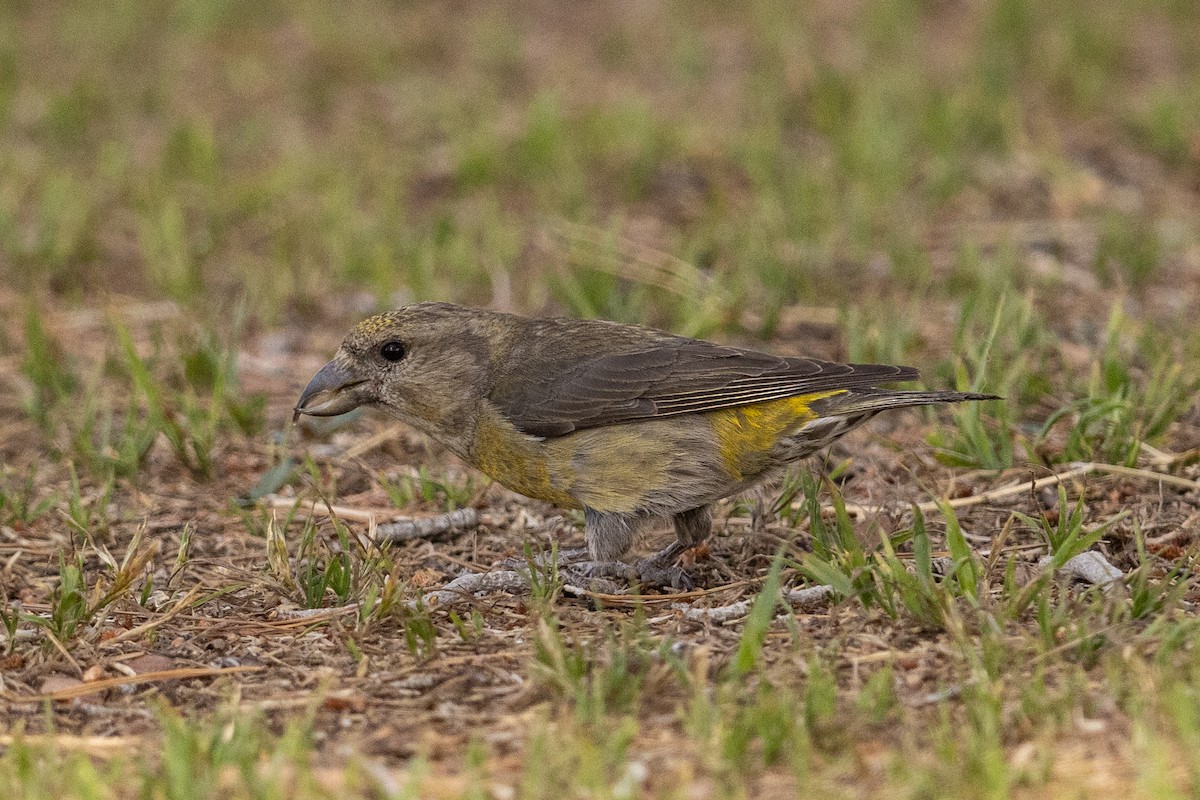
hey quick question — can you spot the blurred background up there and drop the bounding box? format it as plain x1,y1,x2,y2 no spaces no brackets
2,0,1198,464
3,5,1200,791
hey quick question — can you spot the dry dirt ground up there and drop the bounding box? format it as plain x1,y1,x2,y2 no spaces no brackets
2,288,1198,797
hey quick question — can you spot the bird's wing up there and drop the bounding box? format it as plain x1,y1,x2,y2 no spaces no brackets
488,334,919,437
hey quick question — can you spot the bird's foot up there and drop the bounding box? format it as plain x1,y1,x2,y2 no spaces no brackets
634,540,696,591
499,547,629,593
631,554,695,592
563,554,694,592
503,544,697,593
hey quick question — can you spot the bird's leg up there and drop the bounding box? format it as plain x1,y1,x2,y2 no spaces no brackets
562,509,639,580
583,507,639,561
571,506,710,591
659,505,712,562
507,509,638,586
554,547,592,564
672,504,713,553
627,505,711,590
750,495,768,533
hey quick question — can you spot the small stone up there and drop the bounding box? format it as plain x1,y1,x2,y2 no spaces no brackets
126,654,176,674
39,675,83,694
1039,551,1124,586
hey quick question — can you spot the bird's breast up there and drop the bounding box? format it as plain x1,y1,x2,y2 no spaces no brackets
471,409,580,508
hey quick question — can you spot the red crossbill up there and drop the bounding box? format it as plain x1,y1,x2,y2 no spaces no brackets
295,303,996,587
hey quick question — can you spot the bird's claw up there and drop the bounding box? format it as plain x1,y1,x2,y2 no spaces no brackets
632,557,695,591
562,558,694,592
503,546,696,593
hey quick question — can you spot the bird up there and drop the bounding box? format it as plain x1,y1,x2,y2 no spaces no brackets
294,302,997,588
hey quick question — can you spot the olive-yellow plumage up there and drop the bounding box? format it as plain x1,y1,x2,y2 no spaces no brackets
710,392,841,481
295,302,996,585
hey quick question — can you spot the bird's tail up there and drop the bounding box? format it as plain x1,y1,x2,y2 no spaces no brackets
816,388,1000,417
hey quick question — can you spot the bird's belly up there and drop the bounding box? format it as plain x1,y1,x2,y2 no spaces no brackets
474,394,845,516
545,417,745,516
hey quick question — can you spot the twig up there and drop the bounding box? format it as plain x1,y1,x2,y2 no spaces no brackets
588,580,754,608
674,585,835,623
99,586,204,647
260,497,479,544
418,568,638,605
273,605,361,621
43,629,83,679
0,734,141,755
1142,444,1200,467
910,682,970,707
786,585,836,607
3,665,264,703
675,600,754,624
239,689,363,712
0,629,39,645
881,463,1091,516
1140,443,1174,465
261,494,389,524
1146,513,1200,548
375,508,478,542
825,460,1199,519
420,570,531,605
1081,462,1200,492
561,578,627,597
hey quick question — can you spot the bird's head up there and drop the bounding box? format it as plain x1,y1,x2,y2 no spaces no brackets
293,303,498,447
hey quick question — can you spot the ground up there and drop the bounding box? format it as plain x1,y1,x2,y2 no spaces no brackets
1,1,1200,798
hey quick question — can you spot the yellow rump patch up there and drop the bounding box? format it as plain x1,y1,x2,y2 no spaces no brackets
708,390,846,481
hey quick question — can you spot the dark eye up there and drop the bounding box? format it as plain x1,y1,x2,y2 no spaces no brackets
380,341,406,362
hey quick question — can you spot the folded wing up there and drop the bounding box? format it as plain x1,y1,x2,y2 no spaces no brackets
489,334,919,437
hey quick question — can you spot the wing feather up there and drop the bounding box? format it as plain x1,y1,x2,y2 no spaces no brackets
487,322,919,437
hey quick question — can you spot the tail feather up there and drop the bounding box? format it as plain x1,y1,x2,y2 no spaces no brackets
774,389,998,462
817,389,1000,417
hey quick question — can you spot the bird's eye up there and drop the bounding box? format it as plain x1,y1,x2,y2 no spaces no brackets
380,341,406,362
